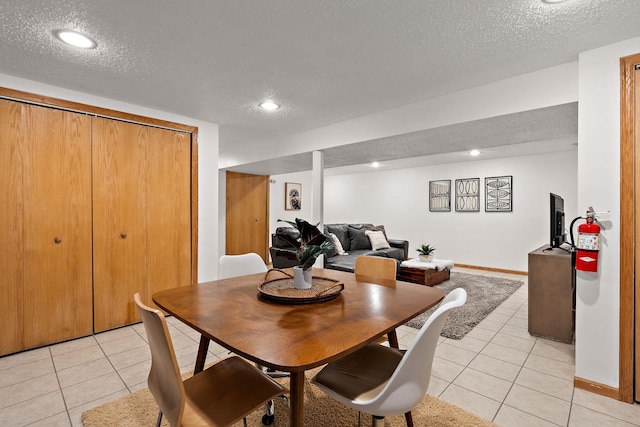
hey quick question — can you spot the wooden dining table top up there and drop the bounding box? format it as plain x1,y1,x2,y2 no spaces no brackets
152,267,445,372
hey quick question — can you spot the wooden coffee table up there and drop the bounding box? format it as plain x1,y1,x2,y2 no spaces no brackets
398,265,450,286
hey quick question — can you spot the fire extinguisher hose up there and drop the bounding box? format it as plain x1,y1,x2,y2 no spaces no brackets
569,216,584,248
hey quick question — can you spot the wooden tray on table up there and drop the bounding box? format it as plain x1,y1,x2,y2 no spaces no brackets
258,269,344,304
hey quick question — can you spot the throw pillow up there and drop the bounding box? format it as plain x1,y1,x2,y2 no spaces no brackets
328,233,347,255
325,224,350,251
365,224,388,240
365,230,391,250
348,225,372,250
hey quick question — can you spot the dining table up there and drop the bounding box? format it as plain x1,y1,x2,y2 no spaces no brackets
152,267,445,427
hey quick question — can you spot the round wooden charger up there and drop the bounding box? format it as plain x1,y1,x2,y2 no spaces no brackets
258,271,344,304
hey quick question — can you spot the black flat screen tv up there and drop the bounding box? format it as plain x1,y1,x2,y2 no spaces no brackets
550,193,566,248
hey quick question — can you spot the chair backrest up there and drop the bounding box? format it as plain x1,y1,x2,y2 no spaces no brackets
134,293,185,426
219,253,268,279
354,256,397,287
366,288,467,416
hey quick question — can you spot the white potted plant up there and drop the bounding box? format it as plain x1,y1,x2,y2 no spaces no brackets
416,244,436,263
277,218,334,289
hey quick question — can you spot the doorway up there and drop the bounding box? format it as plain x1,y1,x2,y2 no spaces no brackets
619,53,640,403
225,171,270,263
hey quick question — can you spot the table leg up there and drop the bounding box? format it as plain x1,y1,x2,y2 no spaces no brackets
289,371,305,427
194,335,209,374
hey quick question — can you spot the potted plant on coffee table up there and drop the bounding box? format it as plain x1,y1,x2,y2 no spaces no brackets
277,218,334,289
416,244,436,263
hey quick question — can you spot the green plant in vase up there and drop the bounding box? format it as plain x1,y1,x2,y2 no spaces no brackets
277,218,334,288
416,244,436,262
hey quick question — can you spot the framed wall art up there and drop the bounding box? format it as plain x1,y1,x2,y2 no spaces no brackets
285,182,302,210
429,180,451,212
455,178,480,212
485,175,512,212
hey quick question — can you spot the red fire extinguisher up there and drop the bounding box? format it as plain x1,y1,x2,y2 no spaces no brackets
575,215,600,272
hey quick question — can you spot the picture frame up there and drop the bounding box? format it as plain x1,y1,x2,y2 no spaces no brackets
455,178,480,212
429,180,451,212
285,182,302,210
485,175,512,212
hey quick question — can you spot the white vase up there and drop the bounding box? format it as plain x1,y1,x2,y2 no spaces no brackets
419,255,433,263
293,266,312,289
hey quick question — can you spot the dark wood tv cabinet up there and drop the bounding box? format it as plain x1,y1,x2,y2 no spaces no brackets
528,244,575,343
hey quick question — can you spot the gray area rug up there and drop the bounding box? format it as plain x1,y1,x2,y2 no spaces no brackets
405,271,524,339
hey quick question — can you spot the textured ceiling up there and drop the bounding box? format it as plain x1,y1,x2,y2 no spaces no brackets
230,102,578,175
0,1,638,173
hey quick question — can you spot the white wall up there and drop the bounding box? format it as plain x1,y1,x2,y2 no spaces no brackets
271,150,577,272
575,36,640,388
0,74,221,282
269,171,315,233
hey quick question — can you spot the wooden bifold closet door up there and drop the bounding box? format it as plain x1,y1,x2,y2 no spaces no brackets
0,99,93,355
0,90,195,356
92,117,191,332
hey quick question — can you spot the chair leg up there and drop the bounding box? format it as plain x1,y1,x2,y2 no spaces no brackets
278,394,290,406
387,330,399,349
262,399,275,425
404,410,413,427
156,411,163,427
194,335,210,374
372,415,385,427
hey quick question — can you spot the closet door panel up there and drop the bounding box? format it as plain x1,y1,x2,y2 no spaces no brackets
22,105,93,347
93,118,148,332
0,100,26,355
146,128,191,298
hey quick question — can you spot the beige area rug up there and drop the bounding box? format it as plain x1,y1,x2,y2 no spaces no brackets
83,370,496,426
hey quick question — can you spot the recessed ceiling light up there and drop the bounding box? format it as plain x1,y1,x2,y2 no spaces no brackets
542,0,570,4
54,30,97,49
259,101,280,111
469,149,480,156
371,162,380,168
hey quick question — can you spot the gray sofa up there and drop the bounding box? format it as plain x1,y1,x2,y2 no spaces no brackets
322,223,409,272
269,223,409,272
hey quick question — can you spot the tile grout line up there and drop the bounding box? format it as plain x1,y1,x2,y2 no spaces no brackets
489,298,544,425
48,346,75,427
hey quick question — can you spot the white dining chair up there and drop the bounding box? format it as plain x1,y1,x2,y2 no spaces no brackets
311,288,467,427
219,253,268,279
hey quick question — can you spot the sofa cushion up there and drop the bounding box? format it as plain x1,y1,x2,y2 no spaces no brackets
374,247,405,260
325,223,350,251
365,224,388,240
365,230,390,250
324,250,371,272
348,224,372,251
328,232,346,255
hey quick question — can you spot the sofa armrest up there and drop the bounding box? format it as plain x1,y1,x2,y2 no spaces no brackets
387,239,409,260
269,247,299,268
271,227,301,250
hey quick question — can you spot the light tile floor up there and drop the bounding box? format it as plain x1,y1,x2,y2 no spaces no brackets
1,268,639,426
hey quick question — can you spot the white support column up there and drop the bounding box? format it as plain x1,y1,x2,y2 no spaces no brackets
312,151,325,267
312,150,324,226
